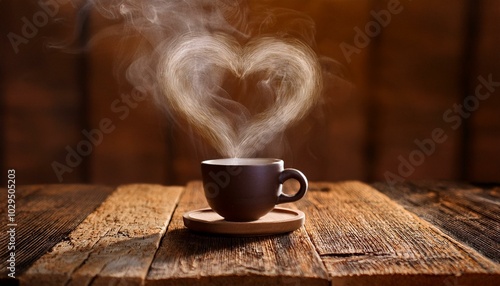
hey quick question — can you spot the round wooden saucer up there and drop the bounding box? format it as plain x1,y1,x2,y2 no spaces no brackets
183,207,305,236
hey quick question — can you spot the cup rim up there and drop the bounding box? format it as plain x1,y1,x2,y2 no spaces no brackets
202,158,282,166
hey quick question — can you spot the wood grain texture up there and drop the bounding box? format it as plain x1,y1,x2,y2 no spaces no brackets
372,181,500,263
0,185,114,279
2,182,499,285
20,184,183,285
146,181,329,286
297,181,500,286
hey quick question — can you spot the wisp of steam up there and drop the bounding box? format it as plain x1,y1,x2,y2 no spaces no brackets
90,0,324,158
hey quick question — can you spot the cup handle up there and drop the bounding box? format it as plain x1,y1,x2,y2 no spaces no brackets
277,168,308,204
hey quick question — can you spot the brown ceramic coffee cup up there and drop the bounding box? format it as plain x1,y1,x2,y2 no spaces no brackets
201,158,308,222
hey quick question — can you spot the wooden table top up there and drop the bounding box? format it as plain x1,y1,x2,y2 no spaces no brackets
1,181,499,285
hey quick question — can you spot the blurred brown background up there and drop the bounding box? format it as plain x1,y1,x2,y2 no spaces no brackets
1,0,499,186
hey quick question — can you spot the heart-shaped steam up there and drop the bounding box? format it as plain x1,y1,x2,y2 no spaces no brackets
158,33,322,157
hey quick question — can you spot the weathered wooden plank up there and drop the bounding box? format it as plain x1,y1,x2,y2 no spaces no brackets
296,181,500,286
373,181,500,263
146,181,329,286
0,185,114,280
20,184,183,285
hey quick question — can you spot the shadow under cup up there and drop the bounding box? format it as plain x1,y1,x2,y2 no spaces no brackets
201,158,308,222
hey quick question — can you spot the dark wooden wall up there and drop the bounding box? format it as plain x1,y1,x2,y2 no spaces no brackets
1,0,499,185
